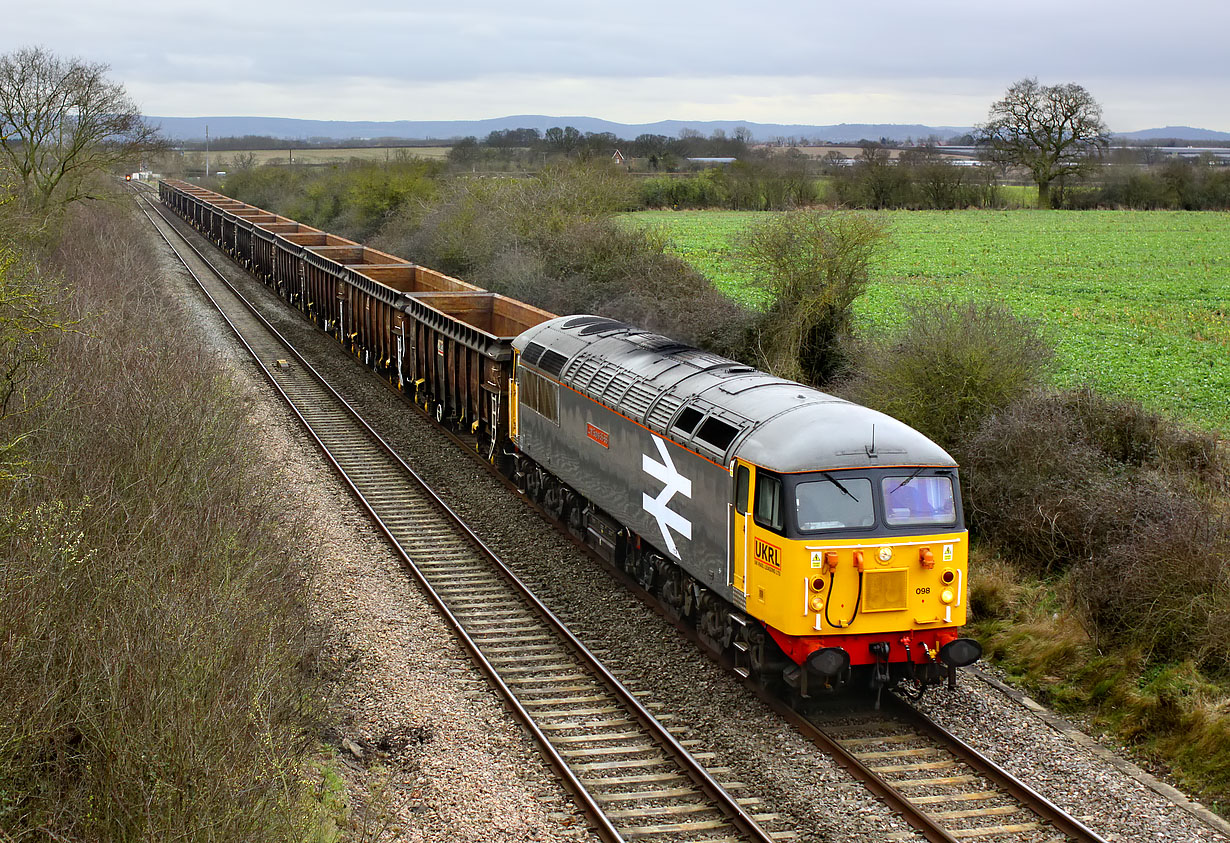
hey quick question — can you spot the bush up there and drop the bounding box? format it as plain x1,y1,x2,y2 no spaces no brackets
840,297,1052,452
226,157,443,241
0,199,326,839
378,163,756,357
1074,506,1230,673
964,386,1230,673
739,209,889,385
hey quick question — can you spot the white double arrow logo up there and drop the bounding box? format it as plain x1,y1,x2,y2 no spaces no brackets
642,436,692,559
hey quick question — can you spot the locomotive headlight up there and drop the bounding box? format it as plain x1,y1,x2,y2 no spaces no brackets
940,589,955,604
809,595,825,612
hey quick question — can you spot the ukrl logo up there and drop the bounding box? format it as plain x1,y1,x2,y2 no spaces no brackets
642,436,692,559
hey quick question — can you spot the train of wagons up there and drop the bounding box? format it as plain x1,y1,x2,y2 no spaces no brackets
159,178,982,698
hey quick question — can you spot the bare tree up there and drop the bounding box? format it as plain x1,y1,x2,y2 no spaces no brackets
977,78,1109,209
0,46,163,215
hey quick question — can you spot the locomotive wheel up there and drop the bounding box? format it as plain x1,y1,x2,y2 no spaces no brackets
543,483,564,520
635,553,659,591
697,592,734,651
566,497,586,537
525,468,545,503
659,568,685,617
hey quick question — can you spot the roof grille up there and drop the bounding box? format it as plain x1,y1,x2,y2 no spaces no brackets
521,342,546,366
646,393,683,433
620,383,657,421
538,349,569,377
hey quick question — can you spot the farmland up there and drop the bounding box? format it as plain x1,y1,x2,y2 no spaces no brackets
628,210,1230,432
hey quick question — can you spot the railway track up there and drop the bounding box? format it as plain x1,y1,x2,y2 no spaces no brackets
140,183,1116,843
134,187,787,843
790,695,1110,843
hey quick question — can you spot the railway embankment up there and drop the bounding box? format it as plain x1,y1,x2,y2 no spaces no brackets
0,196,333,838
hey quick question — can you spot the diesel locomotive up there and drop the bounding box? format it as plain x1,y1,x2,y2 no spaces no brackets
159,179,981,699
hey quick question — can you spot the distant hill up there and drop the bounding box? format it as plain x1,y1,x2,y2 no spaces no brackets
146,115,974,144
147,115,1229,146
1114,126,1230,142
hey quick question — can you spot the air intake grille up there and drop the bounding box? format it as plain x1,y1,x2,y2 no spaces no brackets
521,342,546,367
538,349,569,377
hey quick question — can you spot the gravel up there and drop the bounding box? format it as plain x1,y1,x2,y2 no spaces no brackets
151,200,1228,843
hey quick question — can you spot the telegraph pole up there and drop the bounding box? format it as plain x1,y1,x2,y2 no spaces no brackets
205,124,210,177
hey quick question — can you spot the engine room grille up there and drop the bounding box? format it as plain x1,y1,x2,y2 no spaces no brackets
646,394,683,433
620,383,658,421
862,569,908,612
538,349,569,377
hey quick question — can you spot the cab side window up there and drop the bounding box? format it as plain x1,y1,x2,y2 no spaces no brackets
734,465,750,514
754,472,783,532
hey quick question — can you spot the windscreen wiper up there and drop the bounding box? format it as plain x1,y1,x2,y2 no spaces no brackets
819,471,859,502
891,466,928,492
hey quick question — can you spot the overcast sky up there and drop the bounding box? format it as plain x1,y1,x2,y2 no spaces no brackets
3,0,1227,132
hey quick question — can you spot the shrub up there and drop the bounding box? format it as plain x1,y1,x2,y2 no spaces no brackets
739,209,889,385
840,297,1052,452
226,157,443,241
378,163,756,357
964,385,1230,674
1073,506,1230,673
0,198,325,839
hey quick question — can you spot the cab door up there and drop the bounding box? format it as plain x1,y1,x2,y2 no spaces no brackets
730,461,752,593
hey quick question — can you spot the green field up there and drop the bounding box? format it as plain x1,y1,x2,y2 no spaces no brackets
627,210,1230,432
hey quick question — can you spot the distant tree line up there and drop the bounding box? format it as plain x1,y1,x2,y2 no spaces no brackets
449,125,751,169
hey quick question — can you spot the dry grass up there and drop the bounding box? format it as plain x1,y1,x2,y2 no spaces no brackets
0,194,331,839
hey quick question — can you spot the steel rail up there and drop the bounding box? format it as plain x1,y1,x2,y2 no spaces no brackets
136,187,776,843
